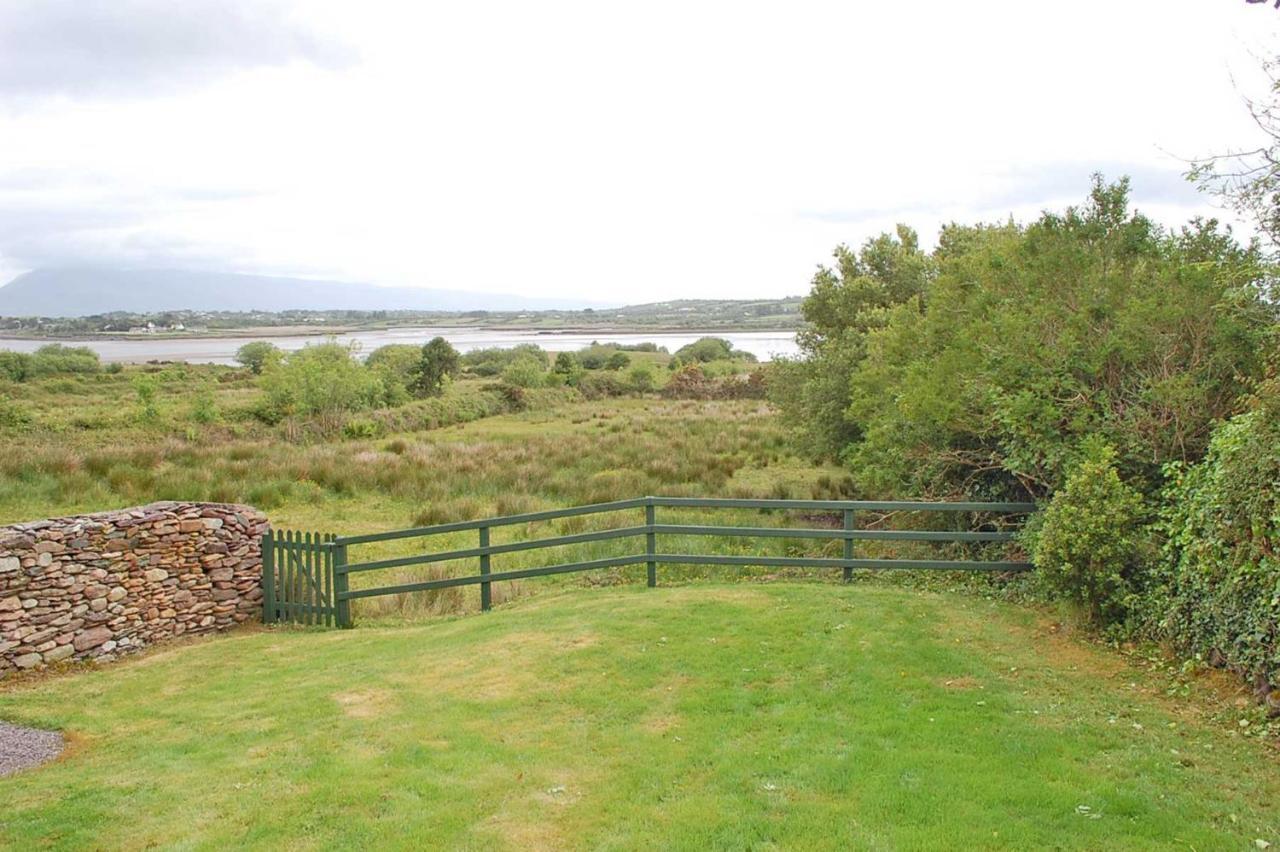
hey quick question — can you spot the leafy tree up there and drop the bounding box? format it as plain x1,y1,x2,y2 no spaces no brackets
768,226,931,459
835,178,1272,500
235,341,283,375
605,352,631,370
259,341,392,422
552,351,584,385
409,337,460,398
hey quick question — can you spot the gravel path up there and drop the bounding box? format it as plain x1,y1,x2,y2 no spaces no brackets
0,720,63,777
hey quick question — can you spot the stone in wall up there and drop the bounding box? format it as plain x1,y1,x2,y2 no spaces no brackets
0,502,267,675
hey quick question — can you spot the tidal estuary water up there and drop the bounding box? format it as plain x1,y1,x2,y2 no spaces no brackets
0,328,800,365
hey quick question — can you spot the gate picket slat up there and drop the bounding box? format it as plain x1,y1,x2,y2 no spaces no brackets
306,531,315,626
326,534,335,626
282,530,290,619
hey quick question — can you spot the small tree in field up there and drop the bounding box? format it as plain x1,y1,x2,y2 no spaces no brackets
410,337,460,397
552,351,584,385
236,341,283,375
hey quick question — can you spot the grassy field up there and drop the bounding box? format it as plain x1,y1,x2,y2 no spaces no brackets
0,365,859,618
1,361,1278,848
0,584,1276,849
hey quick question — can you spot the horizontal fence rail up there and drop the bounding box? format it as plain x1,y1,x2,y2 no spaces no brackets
265,496,1036,627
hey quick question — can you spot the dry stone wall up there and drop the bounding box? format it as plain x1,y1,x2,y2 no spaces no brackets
0,502,267,675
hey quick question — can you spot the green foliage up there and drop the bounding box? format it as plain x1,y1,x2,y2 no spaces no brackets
131,374,161,423
409,337,461,398
627,363,656,393
1149,379,1280,687
577,371,628,399
258,341,394,423
786,178,1274,499
769,226,930,460
500,354,549,388
30,344,101,377
461,344,548,377
552,351,584,385
234,341,282,375
365,344,421,389
605,351,630,370
189,384,218,424
341,417,384,440
0,345,102,382
673,336,756,364
1031,444,1150,625
0,394,32,429
0,351,32,382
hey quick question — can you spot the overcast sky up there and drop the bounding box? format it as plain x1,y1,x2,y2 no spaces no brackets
1,1,1278,301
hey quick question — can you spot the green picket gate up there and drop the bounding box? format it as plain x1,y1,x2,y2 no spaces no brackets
262,496,1036,629
262,529,340,626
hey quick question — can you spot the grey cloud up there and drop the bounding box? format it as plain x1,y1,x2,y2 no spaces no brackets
0,0,356,99
0,180,261,274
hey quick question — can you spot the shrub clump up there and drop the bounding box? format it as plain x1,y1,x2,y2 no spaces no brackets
0,345,101,381
257,341,397,426
1149,381,1280,696
1031,443,1150,627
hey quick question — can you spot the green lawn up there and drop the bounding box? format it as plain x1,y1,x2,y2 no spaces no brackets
1,583,1275,849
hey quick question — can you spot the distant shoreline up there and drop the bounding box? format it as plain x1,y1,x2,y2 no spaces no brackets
0,322,802,343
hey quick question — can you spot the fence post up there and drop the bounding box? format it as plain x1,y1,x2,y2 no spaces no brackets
842,509,854,584
645,499,656,588
262,529,275,624
333,541,352,628
479,526,492,612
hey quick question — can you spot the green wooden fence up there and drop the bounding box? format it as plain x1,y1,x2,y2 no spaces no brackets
263,496,1035,628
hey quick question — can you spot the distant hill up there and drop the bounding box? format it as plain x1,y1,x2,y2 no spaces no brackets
0,268,613,316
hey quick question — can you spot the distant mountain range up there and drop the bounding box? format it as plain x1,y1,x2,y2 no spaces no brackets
0,268,615,316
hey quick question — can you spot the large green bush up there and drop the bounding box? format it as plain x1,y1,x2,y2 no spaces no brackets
0,351,32,382
500,354,549,388
258,341,394,423
779,179,1274,502
461,344,548,377
1149,381,1280,690
408,337,461,398
0,345,101,381
235,341,283,375
673,337,756,364
364,344,420,389
1031,444,1150,626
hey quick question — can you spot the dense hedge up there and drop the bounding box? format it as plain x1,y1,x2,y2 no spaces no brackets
1149,381,1280,693
773,177,1280,702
